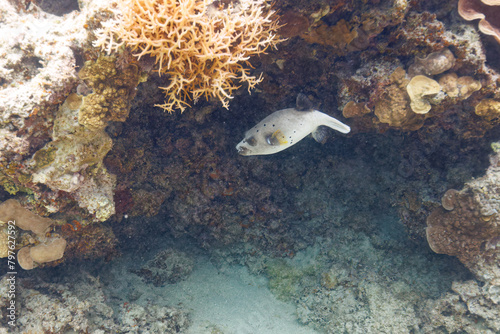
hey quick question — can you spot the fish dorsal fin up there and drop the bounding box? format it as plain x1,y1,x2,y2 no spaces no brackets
296,93,314,111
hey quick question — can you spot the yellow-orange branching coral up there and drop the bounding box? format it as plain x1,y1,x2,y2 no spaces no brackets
93,0,282,112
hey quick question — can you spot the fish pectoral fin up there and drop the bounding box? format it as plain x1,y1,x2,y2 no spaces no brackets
312,126,328,144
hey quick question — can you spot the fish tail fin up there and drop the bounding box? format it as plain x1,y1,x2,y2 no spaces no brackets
321,113,351,134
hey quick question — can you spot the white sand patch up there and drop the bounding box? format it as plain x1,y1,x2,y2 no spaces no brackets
158,259,319,334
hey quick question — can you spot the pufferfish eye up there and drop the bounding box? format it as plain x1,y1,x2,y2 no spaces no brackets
246,136,257,146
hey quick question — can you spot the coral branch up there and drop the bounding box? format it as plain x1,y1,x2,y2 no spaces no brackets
94,0,282,112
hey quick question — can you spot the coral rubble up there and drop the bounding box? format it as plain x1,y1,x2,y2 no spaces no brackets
0,272,190,333
424,280,500,333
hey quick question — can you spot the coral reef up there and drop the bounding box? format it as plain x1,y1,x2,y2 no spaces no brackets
338,47,487,132
0,0,110,162
426,143,500,284
61,222,118,262
371,67,426,130
300,0,410,55
265,258,317,301
332,5,499,135
0,0,81,163
93,0,282,112
439,73,482,99
257,228,469,334
118,302,190,333
0,197,116,270
0,0,125,224
24,53,143,221
1,0,500,332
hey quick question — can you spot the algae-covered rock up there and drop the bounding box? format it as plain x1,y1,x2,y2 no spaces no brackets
31,93,115,221
78,55,141,130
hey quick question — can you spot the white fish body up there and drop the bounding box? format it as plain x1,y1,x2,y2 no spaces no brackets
236,95,350,156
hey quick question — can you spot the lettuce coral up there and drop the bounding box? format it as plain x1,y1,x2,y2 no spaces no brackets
458,0,500,43
93,0,282,112
406,75,441,114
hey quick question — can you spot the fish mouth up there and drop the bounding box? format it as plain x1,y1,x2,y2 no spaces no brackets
236,146,250,156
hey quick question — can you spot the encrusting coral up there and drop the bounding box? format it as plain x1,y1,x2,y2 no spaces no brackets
17,237,67,270
300,1,410,55
0,199,69,270
439,73,482,99
373,67,426,130
93,0,282,112
77,55,142,130
475,99,500,121
0,199,53,236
